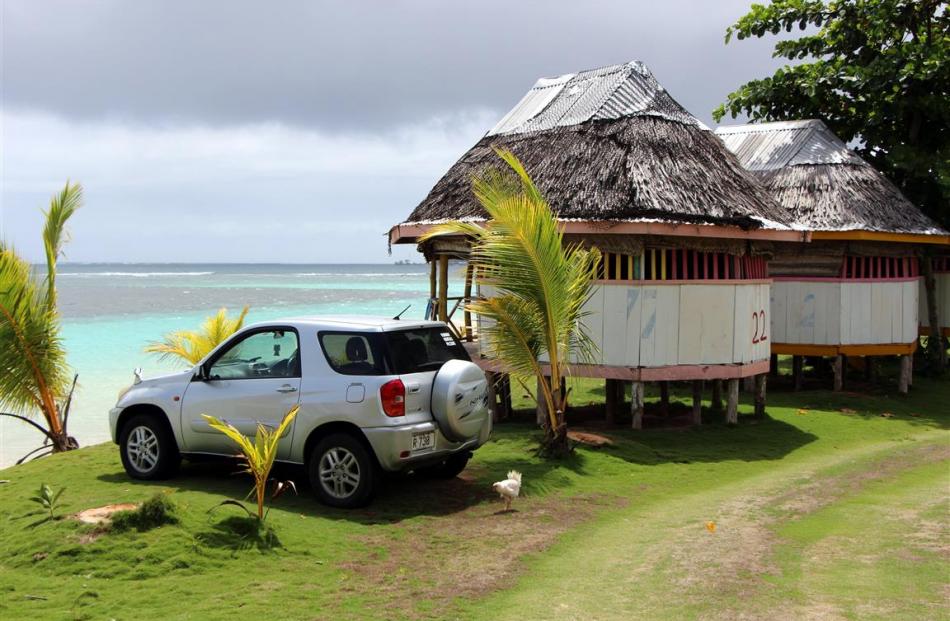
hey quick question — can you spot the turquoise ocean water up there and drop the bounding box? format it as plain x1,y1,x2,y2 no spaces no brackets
0,263,463,467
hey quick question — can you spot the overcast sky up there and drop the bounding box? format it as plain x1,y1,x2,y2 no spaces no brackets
1,0,786,263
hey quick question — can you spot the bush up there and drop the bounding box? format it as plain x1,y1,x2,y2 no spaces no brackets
111,492,178,532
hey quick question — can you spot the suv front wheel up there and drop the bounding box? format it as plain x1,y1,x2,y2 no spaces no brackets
308,433,377,508
119,413,181,480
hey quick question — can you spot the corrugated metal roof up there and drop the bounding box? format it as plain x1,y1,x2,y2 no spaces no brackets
715,120,862,171
487,61,702,136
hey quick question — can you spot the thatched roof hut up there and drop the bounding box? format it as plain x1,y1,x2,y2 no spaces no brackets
392,61,799,245
715,120,947,237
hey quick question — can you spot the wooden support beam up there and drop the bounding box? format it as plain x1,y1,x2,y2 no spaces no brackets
500,374,513,419
832,354,844,392
428,260,437,317
691,380,702,426
792,355,804,391
711,380,723,411
769,353,779,378
726,378,740,425
437,255,449,322
742,376,755,392
898,355,912,395
659,381,670,416
486,372,499,423
605,379,619,425
754,374,767,418
463,263,474,342
631,381,644,430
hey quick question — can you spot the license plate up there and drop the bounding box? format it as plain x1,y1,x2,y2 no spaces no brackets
411,431,436,454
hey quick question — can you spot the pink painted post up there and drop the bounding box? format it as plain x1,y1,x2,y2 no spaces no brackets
704,252,710,279
671,248,678,280
857,257,863,279
712,253,719,280
693,251,699,281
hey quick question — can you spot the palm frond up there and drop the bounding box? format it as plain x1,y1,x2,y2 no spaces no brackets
145,306,250,366
42,182,83,311
421,149,600,434
0,243,71,434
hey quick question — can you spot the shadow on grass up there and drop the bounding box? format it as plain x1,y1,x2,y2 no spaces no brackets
197,514,281,551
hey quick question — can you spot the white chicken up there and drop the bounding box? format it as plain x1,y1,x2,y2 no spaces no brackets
492,470,522,511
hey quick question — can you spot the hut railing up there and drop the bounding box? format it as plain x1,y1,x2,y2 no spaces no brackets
425,296,471,341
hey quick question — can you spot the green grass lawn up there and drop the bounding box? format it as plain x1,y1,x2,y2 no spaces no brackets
1,371,947,620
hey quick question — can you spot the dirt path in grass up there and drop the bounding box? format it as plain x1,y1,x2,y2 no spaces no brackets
337,469,622,619
466,435,950,621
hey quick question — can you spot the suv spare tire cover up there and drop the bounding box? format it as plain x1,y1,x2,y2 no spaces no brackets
430,359,490,442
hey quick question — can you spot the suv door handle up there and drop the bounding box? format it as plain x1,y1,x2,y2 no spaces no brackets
276,384,298,393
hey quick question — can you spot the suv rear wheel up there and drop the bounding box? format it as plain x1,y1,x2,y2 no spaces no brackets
308,433,377,508
119,413,181,480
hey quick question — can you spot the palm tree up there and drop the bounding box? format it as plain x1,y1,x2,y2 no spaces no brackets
0,182,83,456
146,306,250,366
422,150,600,456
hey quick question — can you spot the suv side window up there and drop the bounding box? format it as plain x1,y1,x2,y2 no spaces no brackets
319,332,387,376
209,329,300,380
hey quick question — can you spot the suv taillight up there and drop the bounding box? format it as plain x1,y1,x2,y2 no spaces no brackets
380,379,405,417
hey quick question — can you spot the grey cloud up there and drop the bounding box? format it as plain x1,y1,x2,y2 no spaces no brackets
4,0,784,131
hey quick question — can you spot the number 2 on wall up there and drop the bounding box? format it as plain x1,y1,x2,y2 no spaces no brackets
752,309,768,344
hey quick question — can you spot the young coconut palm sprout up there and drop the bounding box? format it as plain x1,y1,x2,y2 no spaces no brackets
145,305,250,366
422,150,600,456
203,405,299,522
0,182,83,460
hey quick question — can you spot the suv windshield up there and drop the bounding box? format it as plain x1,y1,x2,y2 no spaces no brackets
317,327,468,376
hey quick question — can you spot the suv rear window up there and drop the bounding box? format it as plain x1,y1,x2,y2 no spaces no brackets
317,327,468,376
384,328,468,374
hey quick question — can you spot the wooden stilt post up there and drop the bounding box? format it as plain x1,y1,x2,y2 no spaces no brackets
792,355,804,391
631,381,644,430
437,255,449,323
898,355,912,395
832,354,843,392
754,374,767,418
711,380,723,411
742,376,755,392
659,381,670,416
691,380,702,426
486,372,499,423
428,260,437,320
726,378,740,425
500,374,513,419
463,263,474,342
769,353,779,378
605,379,618,425
863,356,873,381
907,354,914,387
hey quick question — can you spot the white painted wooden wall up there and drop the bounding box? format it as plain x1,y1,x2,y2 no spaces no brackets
771,279,918,345
918,274,950,329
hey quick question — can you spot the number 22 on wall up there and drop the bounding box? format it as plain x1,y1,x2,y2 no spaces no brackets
752,309,768,344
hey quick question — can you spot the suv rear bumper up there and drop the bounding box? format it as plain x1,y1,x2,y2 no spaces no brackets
362,418,490,472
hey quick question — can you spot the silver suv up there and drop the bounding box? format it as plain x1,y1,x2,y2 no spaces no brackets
109,317,492,508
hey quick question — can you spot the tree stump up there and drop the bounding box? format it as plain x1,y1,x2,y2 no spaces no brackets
726,378,740,425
